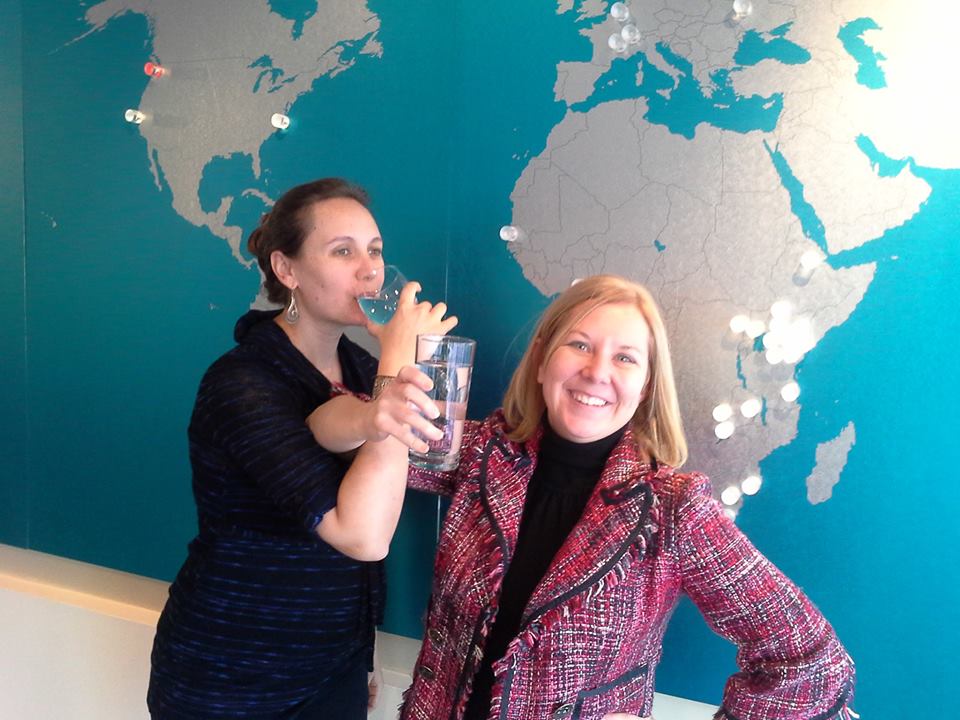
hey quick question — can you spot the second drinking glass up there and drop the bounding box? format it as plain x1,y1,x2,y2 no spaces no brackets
410,334,477,471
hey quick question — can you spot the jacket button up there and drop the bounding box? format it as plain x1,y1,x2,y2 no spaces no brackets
428,628,443,644
418,665,436,681
552,703,574,719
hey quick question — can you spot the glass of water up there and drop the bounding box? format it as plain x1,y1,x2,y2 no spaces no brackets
358,265,407,325
410,335,477,471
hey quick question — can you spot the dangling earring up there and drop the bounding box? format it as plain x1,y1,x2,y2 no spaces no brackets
285,290,300,324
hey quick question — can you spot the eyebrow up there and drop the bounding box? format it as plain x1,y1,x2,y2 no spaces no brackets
324,235,382,246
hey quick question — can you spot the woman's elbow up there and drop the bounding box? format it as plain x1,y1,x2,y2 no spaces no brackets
316,521,390,561
347,540,390,562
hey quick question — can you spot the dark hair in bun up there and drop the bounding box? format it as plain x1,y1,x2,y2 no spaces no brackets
247,178,371,304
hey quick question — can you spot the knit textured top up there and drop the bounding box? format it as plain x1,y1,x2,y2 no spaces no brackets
148,310,382,719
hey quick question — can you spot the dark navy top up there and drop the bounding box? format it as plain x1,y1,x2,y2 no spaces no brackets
148,310,382,719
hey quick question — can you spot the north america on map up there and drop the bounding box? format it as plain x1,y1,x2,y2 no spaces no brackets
75,0,381,264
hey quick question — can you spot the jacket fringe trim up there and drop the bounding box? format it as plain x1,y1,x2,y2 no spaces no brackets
713,701,859,720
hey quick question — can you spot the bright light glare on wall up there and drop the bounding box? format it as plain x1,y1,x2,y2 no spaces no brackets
864,5,960,169
760,315,816,365
124,108,145,124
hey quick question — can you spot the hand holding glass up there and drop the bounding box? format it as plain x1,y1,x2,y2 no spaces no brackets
358,265,407,324
410,335,476,471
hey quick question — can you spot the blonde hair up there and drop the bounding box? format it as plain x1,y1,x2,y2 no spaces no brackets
502,275,688,467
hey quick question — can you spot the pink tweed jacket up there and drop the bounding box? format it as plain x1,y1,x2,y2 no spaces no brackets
401,412,855,720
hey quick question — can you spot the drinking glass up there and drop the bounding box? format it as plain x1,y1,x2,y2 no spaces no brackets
358,265,407,324
410,335,477,471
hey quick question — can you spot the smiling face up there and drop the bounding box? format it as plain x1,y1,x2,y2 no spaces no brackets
537,302,651,444
274,196,384,329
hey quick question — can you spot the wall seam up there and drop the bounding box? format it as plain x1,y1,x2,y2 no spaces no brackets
19,0,31,548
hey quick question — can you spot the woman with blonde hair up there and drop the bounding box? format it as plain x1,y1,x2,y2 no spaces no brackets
312,274,856,720
501,275,686,463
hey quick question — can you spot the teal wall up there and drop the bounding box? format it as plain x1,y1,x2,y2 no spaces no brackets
0,0,27,547
11,0,449,629
19,4,230,577
2,3,959,718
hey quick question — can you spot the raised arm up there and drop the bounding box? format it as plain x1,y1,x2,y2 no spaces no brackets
308,387,482,500
307,368,443,454
306,281,458,555
195,360,404,560
314,427,409,560
675,474,856,720
307,280,457,453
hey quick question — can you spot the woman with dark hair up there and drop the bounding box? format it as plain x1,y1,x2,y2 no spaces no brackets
147,178,455,719
311,274,857,720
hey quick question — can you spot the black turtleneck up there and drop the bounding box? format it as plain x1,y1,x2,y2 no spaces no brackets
463,421,628,720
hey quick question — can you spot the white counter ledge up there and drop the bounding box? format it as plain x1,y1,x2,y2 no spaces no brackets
1,543,717,719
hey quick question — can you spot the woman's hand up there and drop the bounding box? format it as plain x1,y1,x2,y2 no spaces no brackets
368,281,458,374
363,364,443,454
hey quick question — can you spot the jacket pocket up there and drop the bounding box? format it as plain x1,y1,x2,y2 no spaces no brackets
569,662,651,720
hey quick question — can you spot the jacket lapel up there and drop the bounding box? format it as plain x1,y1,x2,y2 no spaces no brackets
520,431,657,626
475,428,540,602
